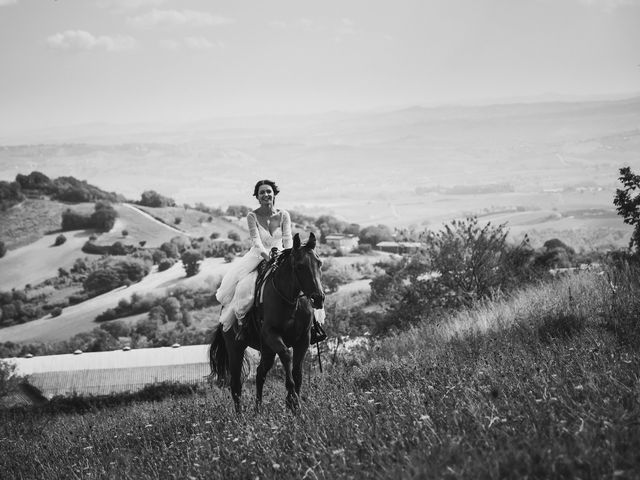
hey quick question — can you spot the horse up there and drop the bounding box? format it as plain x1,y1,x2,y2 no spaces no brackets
209,232,325,413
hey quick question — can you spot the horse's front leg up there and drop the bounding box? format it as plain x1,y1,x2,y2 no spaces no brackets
292,345,309,398
277,347,299,412
255,348,276,411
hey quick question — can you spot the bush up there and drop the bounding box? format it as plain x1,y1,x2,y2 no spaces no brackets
174,217,182,225
0,241,6,258
359,224,394,246
227,231,241,242
139,190,176,208
50,307,63,317
225,205,250,218
0,180,25,210
83,259,150,295
370,217,539,333
54,234,67,246
91,202,117,232
122,229,129,237
160,242,180,259
158,259,174,272
181,250,203,277
61,209,92,231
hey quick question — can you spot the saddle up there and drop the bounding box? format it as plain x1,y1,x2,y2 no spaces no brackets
251,248,327,345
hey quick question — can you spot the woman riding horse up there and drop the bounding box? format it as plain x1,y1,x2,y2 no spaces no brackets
211,180,325,412
215,179,292,341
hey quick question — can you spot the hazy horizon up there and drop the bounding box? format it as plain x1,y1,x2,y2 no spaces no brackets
2,0,640,136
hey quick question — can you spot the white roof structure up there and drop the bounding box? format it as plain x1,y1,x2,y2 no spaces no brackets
7,344,211,375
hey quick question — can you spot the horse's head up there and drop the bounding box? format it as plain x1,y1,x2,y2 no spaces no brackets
292,232,325,309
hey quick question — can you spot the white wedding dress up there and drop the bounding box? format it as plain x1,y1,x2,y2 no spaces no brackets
215,210,292,332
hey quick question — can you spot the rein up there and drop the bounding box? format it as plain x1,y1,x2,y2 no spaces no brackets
269,253,307,306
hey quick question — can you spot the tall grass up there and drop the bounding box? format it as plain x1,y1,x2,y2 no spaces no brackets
1,268,639,479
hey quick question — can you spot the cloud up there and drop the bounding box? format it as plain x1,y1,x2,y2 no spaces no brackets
576,0,640,11
97,0,167,10
184,36,221,50
127,9,235,29
267,17,360,42
160,37,224,51
46,30,137,52
0,0,18,6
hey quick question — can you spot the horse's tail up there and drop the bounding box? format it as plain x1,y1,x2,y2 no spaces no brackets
208,324,230,388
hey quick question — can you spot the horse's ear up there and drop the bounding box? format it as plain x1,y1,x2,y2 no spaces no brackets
306,232,316,250
293,233,301,250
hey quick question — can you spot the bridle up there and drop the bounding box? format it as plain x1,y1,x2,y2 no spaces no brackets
270,250,320,307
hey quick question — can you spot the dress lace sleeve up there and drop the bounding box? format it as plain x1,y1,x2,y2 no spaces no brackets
281,210,293,249
247,212,268,256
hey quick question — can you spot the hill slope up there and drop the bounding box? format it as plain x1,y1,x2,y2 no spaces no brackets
0,258,231,343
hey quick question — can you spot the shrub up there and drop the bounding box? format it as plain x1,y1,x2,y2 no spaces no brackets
0,180,25,210
50,307,63,317
227,231,241,241
139,190,176,208
160,242,180,259
181,250,203,277
99,320,131,338
0,241,6,258
122,229,129,237
174,217,182,225
61,209,92,231
359,224,394,246
158,259,174,272
225,205,250,218
54,234,67,246
91,202,117,232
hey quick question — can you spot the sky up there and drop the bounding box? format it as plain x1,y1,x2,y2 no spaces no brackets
0,0,639,134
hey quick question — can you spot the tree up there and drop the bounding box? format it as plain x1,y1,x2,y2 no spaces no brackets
613,166,640,253
181,250,203,277
139,190,175,208
61,209,91,231
83,269,122,295
91,202,118,232
370,217,538,333
0,360,20,400
359,224,394,246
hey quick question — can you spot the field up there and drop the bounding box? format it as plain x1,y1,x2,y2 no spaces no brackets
2,268,639,479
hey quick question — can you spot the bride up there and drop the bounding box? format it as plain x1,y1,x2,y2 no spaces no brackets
215,179,293,336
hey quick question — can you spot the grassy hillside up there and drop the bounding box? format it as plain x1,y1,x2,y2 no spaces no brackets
0,199,93,249
2,267,638,479
0,258,230,344
132,205,248,241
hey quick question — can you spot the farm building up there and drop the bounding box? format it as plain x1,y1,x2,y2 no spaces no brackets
1,344,217,406
375,241,423,254
325,234,359,253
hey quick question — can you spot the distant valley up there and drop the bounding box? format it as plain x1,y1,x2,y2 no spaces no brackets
1,97,639,242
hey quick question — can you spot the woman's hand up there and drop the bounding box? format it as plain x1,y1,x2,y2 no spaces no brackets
261,251,270,261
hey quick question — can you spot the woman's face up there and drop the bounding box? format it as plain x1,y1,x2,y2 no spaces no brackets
257,184,274,206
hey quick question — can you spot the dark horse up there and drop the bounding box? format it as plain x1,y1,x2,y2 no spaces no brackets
209,232,325,413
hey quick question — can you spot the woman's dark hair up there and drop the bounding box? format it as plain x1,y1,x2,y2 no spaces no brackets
253,179,280,198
